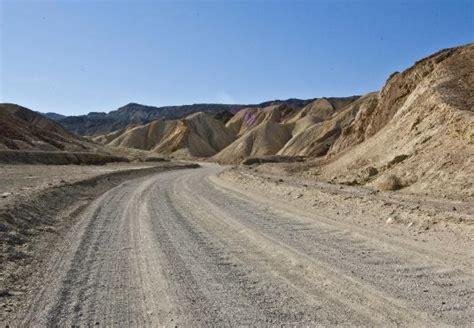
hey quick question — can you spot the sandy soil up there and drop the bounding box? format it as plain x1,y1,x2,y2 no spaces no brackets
2,163,473,326
0,161,198,320
0,162,165,207
220,165,473,245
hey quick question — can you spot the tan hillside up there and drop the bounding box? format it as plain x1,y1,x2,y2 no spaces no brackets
225,104,295,137
214,96,367,163
278,93,378,157
91,128,128,145
225,97,359,138
0,103,87,151
286,96,359,123
102,112,235,158
0,103,131,164
285,98,334,123
213,44,473,197
311,44,474,196
213,121,293,164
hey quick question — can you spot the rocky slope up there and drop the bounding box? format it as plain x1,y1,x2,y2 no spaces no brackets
99,112,235,158
316,44,474,197
235,44,473,197
214,121,293,163
96,96,360,162
0,104,130,164
42,112,66,121
29,43,472,196
278,93,379,157
213,97,362,163
56,98,317,136
213,43,473,197
0,103,87,151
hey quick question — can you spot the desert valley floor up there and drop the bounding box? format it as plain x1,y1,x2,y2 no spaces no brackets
1,162,472,326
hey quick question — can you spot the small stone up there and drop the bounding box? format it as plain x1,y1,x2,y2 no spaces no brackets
452,206,457,211
366,166,378,177
407,222,414,228
278,179,284,183
295,194,303,199
386,217,395,224
1,192,10,198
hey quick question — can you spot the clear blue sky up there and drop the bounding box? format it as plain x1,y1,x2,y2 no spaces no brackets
1,0,472,115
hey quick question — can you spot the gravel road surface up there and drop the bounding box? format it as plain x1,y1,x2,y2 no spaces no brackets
10,164,473,326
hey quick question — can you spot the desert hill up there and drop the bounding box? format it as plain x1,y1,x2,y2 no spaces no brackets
95,99,356,159
212,43,473,197
213,121,293,163
55,98,317,136
225,96,360,138
277,93,379,157
0,104,131,164
101,112,235,158
285,96,360,123
213,96,362,163
316,44,474,196
13,43,471,196
0,103,87,151
58,103,245,136
225,104,295,137
42,112,66,121
220,44,472,197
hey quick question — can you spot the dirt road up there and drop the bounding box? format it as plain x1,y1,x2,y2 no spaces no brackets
8,164,473,326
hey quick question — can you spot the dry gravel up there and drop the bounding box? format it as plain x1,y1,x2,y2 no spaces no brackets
2,163,473,326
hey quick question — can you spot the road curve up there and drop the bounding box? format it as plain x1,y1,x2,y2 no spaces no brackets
15,164,473,326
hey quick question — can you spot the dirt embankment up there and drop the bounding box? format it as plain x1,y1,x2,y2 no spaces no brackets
0,162,199,313
0,150,129,165
219,166,473,237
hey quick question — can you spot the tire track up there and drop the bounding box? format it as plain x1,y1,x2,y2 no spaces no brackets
10,164,473,326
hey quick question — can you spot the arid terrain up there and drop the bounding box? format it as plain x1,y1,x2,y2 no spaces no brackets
1,163,472,326
0,44,473,326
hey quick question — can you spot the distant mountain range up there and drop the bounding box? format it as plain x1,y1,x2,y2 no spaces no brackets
43,112,66,121
42,98,321,136
1,44,471,198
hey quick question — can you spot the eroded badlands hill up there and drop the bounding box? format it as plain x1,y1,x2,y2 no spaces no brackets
317,44,474,196
97,112,235,158
0,104,129,164
216,44,473,196
85,44,473,195
0,103,87,151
